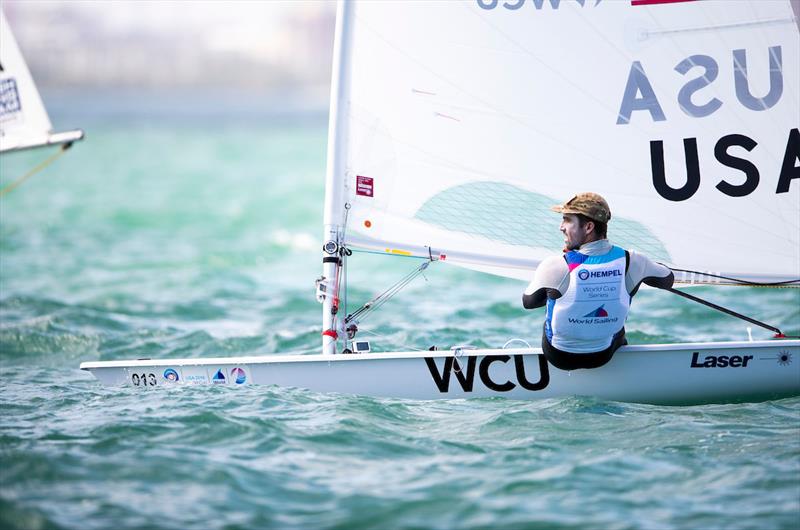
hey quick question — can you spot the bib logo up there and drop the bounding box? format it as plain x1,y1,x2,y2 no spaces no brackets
569,304,618,324
424,354,549,393
583,305,609,318
578,269,622,280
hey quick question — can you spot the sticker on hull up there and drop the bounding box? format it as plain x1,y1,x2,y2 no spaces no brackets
182,366,209,384
230,367,247,385
690,352,753,368
211,369,227,384
424,354,550,393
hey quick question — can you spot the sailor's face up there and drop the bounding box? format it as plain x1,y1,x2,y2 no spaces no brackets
560,214,589,251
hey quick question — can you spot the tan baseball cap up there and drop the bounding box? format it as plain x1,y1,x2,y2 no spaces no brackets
551,192,611,223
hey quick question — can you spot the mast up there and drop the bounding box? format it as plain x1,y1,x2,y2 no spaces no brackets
321,0,355,355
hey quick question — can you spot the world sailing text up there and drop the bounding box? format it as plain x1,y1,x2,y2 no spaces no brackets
567,316,619,325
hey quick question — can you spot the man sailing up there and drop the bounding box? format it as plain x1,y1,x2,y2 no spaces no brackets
523,193,674,370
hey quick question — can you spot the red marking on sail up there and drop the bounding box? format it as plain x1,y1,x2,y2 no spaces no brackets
356,175,374,197
631,0,696,5
435,112,460,122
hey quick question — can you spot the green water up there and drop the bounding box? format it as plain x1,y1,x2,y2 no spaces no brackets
1,92,799,530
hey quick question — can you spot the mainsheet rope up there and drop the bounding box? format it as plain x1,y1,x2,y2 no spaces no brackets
669,267,800,288
0,143,74,198
664,266,799,338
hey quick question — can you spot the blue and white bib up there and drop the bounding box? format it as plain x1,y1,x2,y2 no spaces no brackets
545,246,630,353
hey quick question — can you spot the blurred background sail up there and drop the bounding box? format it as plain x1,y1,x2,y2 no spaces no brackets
0,8,83,153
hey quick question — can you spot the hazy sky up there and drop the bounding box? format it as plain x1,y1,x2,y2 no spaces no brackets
3,0,337,92
5,0,333,37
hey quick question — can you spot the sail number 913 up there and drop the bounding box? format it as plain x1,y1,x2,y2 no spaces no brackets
131,373,157,386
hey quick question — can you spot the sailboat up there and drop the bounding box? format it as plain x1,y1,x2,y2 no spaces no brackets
81,0,800,405
0,9,83,165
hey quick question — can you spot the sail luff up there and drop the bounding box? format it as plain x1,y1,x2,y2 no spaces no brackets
321,0,356,355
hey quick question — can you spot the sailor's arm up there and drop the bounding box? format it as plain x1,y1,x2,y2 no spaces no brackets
522,256,569,309
626,251,675,296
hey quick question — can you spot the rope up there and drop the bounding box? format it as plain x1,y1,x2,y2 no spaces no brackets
502,338,532,349
0,143,73,198
345,260,432,325
668,266,800,287
666,287,800,338
357,328,428,353
341,203,351,322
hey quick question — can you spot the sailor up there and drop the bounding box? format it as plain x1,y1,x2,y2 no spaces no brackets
522,192,674,370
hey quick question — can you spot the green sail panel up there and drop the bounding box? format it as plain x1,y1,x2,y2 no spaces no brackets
414,182,671,262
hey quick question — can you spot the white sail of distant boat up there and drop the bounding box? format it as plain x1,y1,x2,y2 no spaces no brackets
0,8,83,153
82,0,800,405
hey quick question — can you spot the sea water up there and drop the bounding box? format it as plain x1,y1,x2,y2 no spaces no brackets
1,91,799,530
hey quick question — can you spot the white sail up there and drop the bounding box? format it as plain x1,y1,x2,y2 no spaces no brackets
0,9,83,153
331,0,799,284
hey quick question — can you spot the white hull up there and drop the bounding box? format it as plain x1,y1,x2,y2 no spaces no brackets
80,340,800,405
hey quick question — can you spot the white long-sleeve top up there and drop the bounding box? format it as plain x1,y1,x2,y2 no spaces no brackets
522,239,674,309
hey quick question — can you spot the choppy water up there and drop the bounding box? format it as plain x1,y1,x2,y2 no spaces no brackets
1,91,799,530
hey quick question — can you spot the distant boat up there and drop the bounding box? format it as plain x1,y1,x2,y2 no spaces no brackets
0,8,83,156
81,0,799,405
